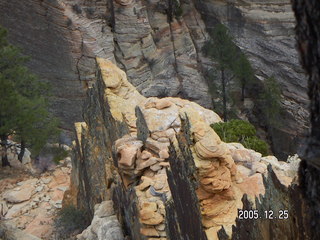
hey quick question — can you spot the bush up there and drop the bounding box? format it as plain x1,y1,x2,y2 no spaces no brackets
242,136,269,156
40,145,69,164
72,4,82,14
54,205,89,239
174,7,183,18
66,18,72,27
85,7,95,17
211,119,269,156
259,76,282,127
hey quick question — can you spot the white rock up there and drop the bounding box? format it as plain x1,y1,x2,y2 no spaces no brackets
0,200,9,216
251,162,267,174
57,186,69,192
237,165,252,177
41,177,52,184
22,148,31,165
77,201,124,240
4,201,29,219
4,185,35,203
95,201,114,218
35,186,44,192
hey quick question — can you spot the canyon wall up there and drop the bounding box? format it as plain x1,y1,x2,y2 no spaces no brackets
0,0,114,132
0,0,309,158
66,59,301,239
194,0,309,158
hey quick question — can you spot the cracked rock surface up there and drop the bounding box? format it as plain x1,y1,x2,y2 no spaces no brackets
68,59,300,239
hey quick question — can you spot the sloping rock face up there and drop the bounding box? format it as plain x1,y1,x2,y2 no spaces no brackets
68,59,301,239
0,0,212,132
0,0,114,131
195,0,309,159
0,0,308,158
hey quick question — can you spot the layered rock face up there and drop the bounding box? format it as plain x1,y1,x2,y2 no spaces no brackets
0,0,308,157
0,0,212,132
195,0,309,158
68,59,301,239
0,0,114,131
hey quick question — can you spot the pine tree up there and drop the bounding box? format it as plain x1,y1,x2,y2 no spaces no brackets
203,24,238,121
0,26,59,166
202,24,255,120
232,52,255,101
259,76,282,126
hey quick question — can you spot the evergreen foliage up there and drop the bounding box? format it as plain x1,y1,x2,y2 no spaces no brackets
233,52,255,101
173,0,183,19
0,26,59,166
54,205,89,239
212,119,269,156
259,76,282,126
202,23,255,120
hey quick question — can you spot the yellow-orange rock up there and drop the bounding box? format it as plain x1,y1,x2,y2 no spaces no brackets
141,150,152,160
155,99,172,110
237,173,265,197
140,211,164,225
115,0,133,5
139,202,164,225
118,145,139,167
200,166,232,193
158,149,169,159
140,227,160,237
200,186,242,228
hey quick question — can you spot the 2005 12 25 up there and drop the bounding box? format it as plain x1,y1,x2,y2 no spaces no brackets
238,209,289,220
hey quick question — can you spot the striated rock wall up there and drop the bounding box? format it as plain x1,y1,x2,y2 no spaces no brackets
0,0,212,133
0,0,309,158
194,0,309,159
67,59,301,239
0,0,114,131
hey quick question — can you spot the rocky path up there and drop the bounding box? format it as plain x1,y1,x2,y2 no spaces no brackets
0,159,71,240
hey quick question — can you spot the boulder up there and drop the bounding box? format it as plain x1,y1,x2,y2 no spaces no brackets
3,185,35,203
77,201,124,240
155,99,172,110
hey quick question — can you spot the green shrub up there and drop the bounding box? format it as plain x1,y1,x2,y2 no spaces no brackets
259,76,282,127
211,119,269,156
242,136,269,156
212,119,256,142
40,145,69,164
85,7,95,17
54,205,89,239
174,7,183,18
72,4,82,14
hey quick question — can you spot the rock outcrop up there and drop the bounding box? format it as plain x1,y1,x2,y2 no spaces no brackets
0,158,71,239
0,0,212,132
0,0,308,159
77,200,124,240
68,59,301,239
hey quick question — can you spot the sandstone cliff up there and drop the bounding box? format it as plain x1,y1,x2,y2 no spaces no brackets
66,59,300,239
0,0,308,158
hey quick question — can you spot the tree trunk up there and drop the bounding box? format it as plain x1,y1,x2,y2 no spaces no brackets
241,81,245,101
292,0,320,238
18,139,25,162
0,135,11,167
221,68,227,121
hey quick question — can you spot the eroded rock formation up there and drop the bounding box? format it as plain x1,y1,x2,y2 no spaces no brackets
0,0,308,159
67,59,300,239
